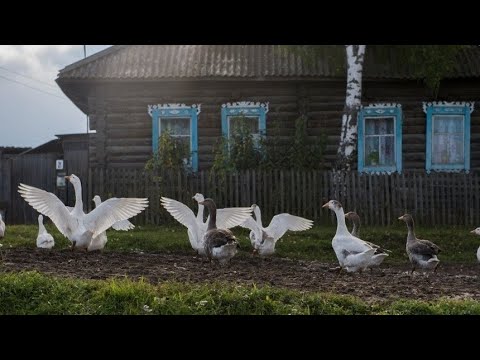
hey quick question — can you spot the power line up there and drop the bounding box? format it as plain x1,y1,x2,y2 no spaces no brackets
0,74,68,101
0,65,59,89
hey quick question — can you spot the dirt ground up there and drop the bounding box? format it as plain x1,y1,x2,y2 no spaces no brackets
1,247,479,303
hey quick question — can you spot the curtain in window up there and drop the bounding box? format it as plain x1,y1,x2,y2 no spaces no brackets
432,115,464,165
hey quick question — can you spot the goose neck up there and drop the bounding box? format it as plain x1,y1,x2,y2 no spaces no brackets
333,207,350,235
254,206,263,228
206,204,217,231
72,181,84,214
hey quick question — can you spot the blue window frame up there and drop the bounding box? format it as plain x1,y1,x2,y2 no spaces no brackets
424,102,474,173
358,104,403,174
148,104,200,172
221,102,269,146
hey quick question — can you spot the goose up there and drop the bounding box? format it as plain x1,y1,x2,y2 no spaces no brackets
36,215,54,249
345,211,391,270
200,198,240,265
470,228,480,263
89,195,135,252
398,214,441,274
18,174,149,251
160,194,252,255
0,213,4,239
239,204,313,256
322,200,388,272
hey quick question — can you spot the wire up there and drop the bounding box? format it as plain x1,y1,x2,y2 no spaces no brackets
0,65,59,89
0,74,69,101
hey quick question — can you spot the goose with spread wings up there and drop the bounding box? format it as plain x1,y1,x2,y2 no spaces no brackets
160,193,252,255
239,204,313,256
18,174,148,251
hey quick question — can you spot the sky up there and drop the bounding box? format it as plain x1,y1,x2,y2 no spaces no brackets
0,45,111,148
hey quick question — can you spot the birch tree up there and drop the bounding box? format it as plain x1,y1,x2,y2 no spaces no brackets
337,45,365,170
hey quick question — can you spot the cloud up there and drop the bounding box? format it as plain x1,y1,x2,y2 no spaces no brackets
0,45,110,148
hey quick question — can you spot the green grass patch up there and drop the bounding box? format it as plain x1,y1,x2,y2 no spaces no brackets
0,271,478,315
2,222,479,264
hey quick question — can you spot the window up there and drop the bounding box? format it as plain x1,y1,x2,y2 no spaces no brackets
424,102,474,173
357,104,402,173
221,101,269,146
148,103,200,171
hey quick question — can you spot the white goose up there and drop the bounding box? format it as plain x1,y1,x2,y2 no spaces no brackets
160,193,253,255
322,200,388,272
470,227,480,263
0,213,5,239
88,195,136,251
239,204,313,256
36,215,54,249
18,174,149,251
345,211,391,271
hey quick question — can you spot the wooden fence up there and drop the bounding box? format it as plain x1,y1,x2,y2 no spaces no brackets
5,165,480,226
83,168,480,227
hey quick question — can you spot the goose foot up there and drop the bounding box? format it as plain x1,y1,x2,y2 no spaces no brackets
328,266,342,272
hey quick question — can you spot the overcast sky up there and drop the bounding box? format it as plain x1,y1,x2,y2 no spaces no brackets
0,45,111,148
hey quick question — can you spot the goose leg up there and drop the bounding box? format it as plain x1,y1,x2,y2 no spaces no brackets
433,263,439,273
410,265,416,276
71,241,76,252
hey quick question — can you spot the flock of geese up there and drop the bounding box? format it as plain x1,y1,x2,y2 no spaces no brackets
0,174,478,274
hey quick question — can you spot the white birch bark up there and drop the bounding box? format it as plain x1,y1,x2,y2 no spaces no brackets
337,45,366,170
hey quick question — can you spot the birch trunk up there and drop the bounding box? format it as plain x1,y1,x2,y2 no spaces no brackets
337,45,366,170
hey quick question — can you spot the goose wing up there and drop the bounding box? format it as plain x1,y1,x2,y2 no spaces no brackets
413,239,441,255
209,206,254,229
18,183,76,238
160,197,198,232
265,213,313,242
84,197,148,238
112,219,135,231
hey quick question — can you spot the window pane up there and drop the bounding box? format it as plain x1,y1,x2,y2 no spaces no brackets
365,136,395,166
365,117,394,135
433,115,463,134
380,136,395,165
432,115,464,165
229,116,259,136
432,134,464,165
160,118,190,136
365,137,379,166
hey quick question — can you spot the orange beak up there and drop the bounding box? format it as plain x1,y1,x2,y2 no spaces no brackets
322,202,329,208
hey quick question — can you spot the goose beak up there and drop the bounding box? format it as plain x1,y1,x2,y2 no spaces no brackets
65,175,71,181
322,202,329,208
252,248,258,256
398,215,404,221
470,230,476,234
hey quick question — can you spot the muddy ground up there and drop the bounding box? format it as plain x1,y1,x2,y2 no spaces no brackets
1,248,479,303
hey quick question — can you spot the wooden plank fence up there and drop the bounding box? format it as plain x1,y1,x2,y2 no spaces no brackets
83,168,480,227
5,164,480,226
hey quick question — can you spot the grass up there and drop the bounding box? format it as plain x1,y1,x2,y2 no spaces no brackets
2,221,480,264
0,271,479,315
